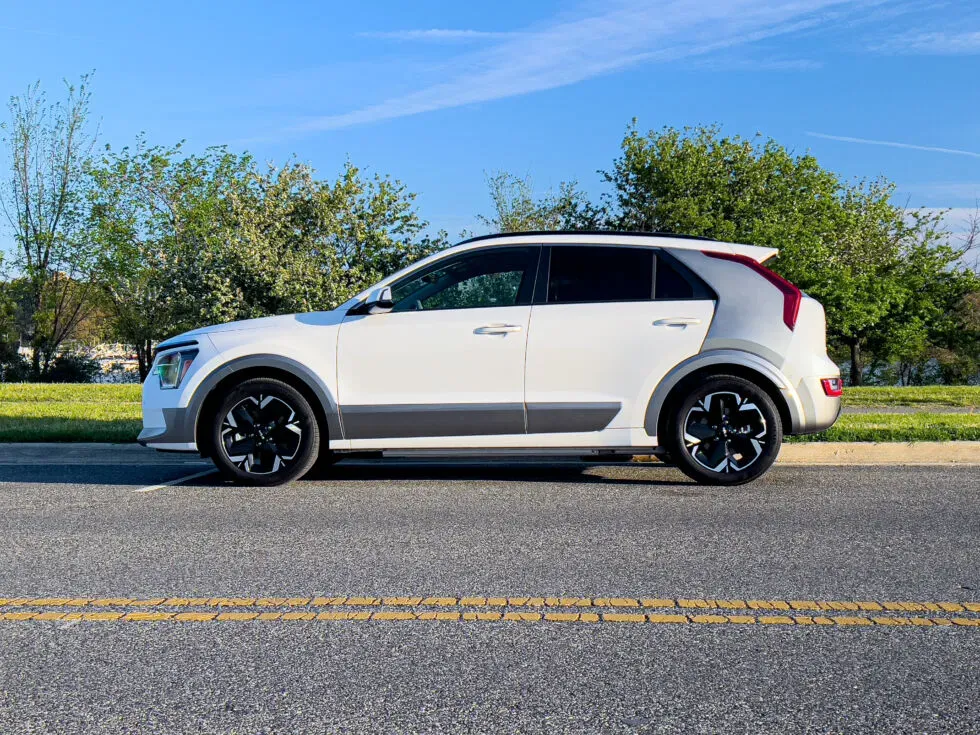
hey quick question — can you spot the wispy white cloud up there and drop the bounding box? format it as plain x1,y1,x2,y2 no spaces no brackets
0,24,86,40
360,29,519,42
896,183,980,205
691,57,823,71
871,30,980,54
807,132,980,159
292,0,864,133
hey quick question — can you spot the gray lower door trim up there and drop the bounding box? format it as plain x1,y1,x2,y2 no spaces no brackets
341,401,623,439
526,402,621,434
341,403,525,439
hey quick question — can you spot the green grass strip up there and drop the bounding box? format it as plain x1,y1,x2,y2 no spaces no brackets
0,383,142,403
843,386,979,408
786,413,980,442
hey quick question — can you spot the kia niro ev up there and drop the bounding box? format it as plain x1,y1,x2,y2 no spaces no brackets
140,232,842,486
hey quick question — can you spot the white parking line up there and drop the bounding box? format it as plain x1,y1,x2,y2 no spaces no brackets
135,469,218,494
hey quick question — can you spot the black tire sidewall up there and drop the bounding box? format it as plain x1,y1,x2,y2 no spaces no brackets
670,375,782,486
210,378,320,486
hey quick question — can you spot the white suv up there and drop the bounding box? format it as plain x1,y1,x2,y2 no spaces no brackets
140,232,842,486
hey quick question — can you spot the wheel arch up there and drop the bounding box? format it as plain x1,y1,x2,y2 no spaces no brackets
645,350,802,443
190,355,341,458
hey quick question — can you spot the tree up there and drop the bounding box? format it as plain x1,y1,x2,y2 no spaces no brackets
89,140,446,378
478,171,600,233
0,76,98,377
88,140,249,377
225,159,447,313
601,123,974,385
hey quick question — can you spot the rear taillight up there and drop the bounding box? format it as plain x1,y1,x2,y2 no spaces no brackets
703,250,802,330
821,378,843,397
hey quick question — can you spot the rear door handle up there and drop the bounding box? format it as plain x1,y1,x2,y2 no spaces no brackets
474,324,523,335
653,318,702,327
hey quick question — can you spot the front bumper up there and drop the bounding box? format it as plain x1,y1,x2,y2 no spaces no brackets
140,335,220,452
137,407,197,451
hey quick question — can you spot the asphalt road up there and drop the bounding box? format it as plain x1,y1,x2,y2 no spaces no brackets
1,446,978,734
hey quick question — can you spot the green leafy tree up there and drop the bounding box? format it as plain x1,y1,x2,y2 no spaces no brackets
89,140,446,378
479,172,600,233
0,76,98,377
88,140,250,376
602,123,973,385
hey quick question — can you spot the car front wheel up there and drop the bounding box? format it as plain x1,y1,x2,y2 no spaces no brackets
668,375,782,486
210,378,320,486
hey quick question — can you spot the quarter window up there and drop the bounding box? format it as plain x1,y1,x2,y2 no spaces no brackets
655,256,695,300
390,247,538,312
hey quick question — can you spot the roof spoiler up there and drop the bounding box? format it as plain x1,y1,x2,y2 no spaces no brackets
704,242,779,264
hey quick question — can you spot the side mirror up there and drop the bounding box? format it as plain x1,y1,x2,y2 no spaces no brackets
365,286,394,314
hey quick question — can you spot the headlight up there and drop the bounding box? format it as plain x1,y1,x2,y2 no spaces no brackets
153,349,198,389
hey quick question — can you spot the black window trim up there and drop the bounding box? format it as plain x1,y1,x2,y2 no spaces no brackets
532,244,716,306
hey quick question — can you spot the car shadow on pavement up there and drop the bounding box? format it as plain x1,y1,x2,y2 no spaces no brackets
0,464,212,487
306,460,698,487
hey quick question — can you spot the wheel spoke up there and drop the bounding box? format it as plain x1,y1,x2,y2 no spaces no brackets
225,436,257,459
727,435,762,466
702,440,729,472
231,400,259,429
685,421,716,442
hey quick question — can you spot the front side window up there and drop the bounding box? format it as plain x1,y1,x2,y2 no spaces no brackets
390,247,538,312
547,246,654,304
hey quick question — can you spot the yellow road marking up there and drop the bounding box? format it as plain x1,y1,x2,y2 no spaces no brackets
11,610,977,628
1,594,977,631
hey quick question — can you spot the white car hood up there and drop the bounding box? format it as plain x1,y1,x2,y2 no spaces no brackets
159,310,345,347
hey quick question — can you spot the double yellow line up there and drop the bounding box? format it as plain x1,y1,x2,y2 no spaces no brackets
1,595,979,628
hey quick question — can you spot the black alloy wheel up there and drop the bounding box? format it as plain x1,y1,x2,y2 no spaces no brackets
210,378,320,486
669,375,782,486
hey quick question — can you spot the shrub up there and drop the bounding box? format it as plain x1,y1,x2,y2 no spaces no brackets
42,353,101,383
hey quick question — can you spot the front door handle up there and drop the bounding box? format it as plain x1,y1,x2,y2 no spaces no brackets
474,324,523,335
653,317,702,327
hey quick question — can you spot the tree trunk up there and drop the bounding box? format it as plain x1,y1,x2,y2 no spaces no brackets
136,339,153,381
849,340,863,386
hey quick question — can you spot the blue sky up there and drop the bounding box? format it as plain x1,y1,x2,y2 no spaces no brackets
0,0,978,241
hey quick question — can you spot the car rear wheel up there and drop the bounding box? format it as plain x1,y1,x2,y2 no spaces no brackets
210,378,320,486
668,375,782,486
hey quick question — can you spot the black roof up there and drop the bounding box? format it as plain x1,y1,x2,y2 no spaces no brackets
458,230,716,246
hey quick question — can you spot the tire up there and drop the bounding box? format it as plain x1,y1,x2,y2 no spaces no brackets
209,378,320,486
667,375,782,486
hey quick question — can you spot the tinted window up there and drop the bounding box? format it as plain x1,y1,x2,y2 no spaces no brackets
548,246,653,304
654,256,695,299
390,247,537,312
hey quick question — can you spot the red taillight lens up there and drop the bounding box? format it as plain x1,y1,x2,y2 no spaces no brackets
821,378,843,397
703,250,802,330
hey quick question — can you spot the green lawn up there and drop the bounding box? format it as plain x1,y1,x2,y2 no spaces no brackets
786,412,980,443
0,383,977,443
842,386,979,408
0,383,141,442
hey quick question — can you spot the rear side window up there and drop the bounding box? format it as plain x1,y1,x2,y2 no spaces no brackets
547,246,653,304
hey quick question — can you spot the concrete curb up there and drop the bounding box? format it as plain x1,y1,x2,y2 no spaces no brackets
775,441,980,465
